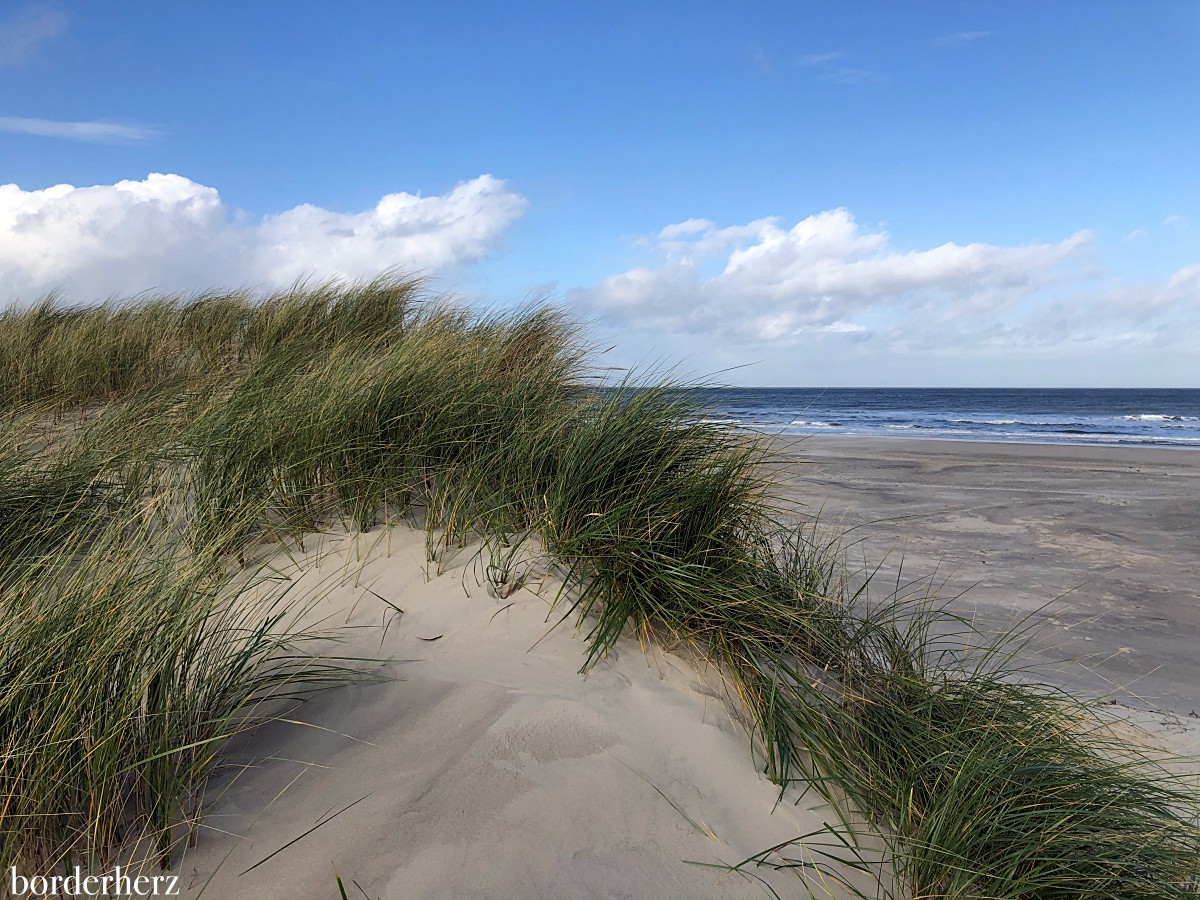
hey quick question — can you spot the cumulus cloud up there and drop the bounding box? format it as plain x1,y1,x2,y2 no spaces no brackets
0,173,527,303
0,116,157,142
571,209,1093,345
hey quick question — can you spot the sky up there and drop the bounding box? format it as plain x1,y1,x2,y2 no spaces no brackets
1,1,1197,387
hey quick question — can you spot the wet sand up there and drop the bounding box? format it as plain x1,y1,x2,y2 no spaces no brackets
773,436,1200,719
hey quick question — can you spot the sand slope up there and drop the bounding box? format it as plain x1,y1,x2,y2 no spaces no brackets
175,526,863,899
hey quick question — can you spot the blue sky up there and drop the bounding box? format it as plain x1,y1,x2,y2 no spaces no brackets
1,1,1197,386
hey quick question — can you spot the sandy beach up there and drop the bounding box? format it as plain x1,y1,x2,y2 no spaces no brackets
773,436,1200,721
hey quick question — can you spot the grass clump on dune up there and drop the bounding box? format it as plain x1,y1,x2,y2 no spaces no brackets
732,600,1200,897
0,276,1196,897
851,674,1200,897
0,506,353,875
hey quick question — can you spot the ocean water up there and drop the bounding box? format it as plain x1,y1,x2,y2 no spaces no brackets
687,388,1200,448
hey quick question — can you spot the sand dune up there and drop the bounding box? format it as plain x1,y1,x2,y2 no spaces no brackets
175,527,869,899
172,435,1200,898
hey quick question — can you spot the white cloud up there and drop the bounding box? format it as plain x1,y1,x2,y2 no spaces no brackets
954,263,1200,355
571,209,1093,345
0,173,527,303
0,116,157,143
0,3,68,67
879,270,1199,361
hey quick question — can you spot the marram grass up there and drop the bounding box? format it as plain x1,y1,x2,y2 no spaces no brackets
0,277,1196,898
0,505,356,875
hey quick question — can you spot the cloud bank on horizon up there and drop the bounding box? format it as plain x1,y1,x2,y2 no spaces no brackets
0,173,526,302
570,211,1198,364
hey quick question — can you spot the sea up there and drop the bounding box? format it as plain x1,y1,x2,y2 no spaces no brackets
687,388,1200,448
